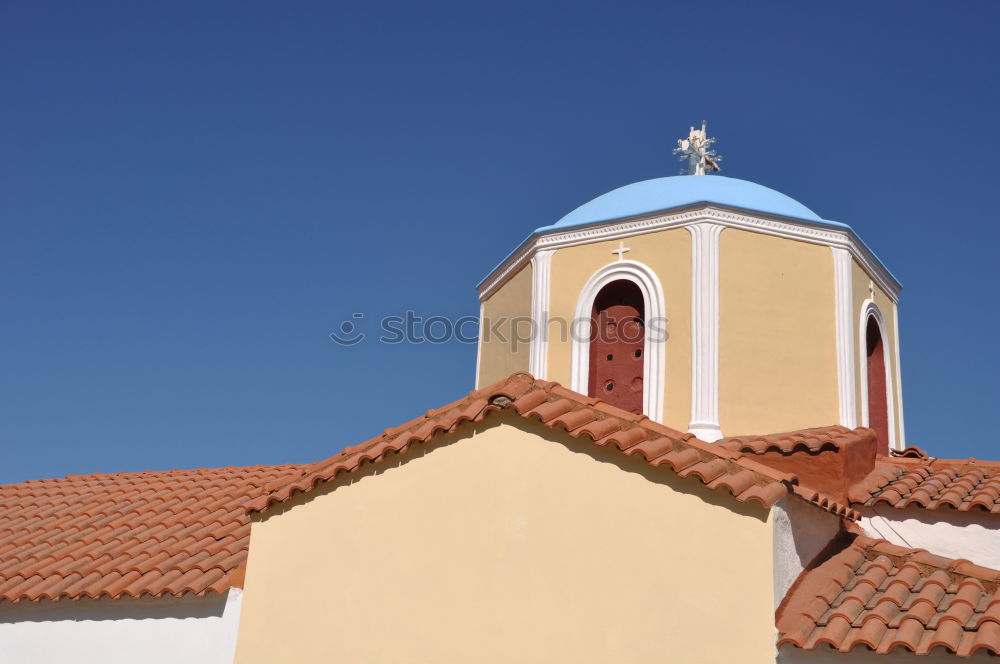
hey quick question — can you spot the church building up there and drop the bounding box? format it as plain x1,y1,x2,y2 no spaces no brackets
2,127,998,663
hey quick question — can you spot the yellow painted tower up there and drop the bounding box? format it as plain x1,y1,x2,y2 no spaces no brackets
476,132,903,451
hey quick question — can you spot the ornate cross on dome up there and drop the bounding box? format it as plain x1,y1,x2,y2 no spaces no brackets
674,121,721,176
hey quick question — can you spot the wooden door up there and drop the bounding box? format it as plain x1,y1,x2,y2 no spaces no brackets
589,300,645,415
866,316,889,454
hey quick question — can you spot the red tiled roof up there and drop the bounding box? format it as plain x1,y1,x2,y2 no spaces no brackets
251,373,854,517
721,427,1000,515
718,425,867,456
778,532,1000,656
0,464,304,603
716,425,868,520
851,459,1000,513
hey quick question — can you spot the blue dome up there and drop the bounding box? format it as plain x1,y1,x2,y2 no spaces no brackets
541,175,825,231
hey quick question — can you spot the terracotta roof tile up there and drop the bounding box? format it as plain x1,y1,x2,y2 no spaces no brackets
3,373,894,607
0,464,304,603
851,458,1000,513
778,532,1000,656
791,486,861,520
250,373,815,515
718,425,865,456
715,426,867,519
893,445,932,459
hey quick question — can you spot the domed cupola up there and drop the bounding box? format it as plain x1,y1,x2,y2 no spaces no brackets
547,174,823,230
475,124,904,452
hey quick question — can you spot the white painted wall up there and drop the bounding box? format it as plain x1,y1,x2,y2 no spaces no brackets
0,588,242,664
772,496,842,612
778,643,997,663
859,506,1000,570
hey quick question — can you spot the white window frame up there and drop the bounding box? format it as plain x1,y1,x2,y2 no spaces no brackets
570,260,666,423
859,299,897,450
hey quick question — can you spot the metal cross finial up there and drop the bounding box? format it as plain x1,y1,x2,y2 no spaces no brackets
612,241,631,262
674,121,722,176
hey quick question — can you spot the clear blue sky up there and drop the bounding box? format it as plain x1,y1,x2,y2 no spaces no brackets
2,1,998,483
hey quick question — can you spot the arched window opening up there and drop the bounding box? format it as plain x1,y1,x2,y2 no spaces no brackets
588,280,645,414
866,315,889,454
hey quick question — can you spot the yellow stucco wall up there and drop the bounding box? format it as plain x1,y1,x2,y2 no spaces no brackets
718,229,839,435
546,230,692,429
234,415,776,664
851,260,902,446
477,264,532,388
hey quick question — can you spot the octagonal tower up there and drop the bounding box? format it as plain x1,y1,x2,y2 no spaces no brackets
475,174,903,452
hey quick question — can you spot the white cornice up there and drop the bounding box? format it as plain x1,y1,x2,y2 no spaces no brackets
477,205,901,304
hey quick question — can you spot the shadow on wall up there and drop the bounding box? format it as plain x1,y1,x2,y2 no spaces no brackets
0,591,228,624
511,415,773,523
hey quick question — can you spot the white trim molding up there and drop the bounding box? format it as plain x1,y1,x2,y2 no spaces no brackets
892,301,906,447
478,204,901,307
832,248,857,428
859,300,897,450
528,249,553,379
687,223,723,442
570,260,666,423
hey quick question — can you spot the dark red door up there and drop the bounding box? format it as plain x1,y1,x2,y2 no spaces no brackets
866,316,889,455
589,300,645,415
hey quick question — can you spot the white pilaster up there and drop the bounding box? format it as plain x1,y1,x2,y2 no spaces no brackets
528,249,553,379
474,302,484,388
892,301,906,449
688,223,723,442
833,247,857,428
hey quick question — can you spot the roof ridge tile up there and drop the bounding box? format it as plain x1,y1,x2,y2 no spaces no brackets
247,373,807,517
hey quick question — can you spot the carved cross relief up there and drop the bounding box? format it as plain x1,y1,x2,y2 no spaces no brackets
612,241,631,262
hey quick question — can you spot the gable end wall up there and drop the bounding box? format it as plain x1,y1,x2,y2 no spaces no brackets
235,415,777,664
